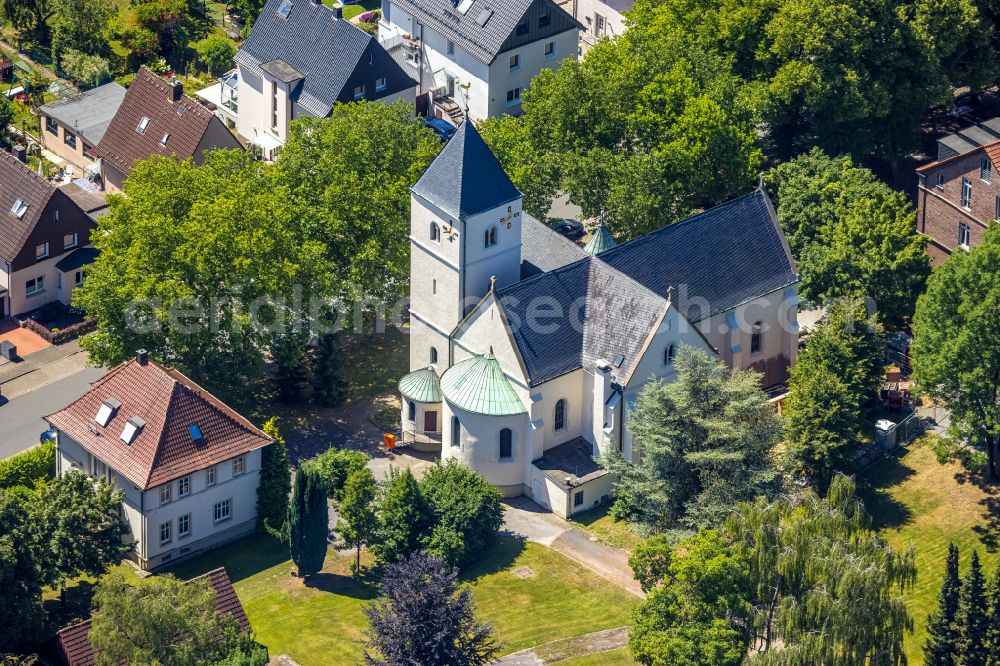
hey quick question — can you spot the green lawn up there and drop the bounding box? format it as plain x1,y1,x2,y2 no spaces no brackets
569,504,643,553
336,0,380,18
859,439,1000,663
560,648,637,665
165,533,637,664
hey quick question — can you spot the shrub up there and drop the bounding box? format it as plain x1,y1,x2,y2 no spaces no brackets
305,448,368,501
0,440,55,490
196,36,236,76
419,460,503,566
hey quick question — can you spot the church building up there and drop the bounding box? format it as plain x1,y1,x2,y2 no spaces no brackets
398,120,800,517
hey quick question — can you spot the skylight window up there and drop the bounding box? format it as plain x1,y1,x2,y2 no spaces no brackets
160,132,170,145
188,424,204,444
277,0,292,18
137,117,150,134
10,198,28,218
456,0,474,13
94,397,122,427
120,416,146,445
177,103,186,115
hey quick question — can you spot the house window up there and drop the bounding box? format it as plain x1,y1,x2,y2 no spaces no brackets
206,465,216,486
451,416,461,448
499,428,512,460
53,209,59,223
554,399,566,431
484,226,497,247
595,13,606,36
63,233,78,250
430,221,440,241
959,222,971,248
36,242,49,260
544,41,556,59
509,54,520,71
159,484,172,504
430,347,438,364
982,158,992,183
213,499,231,523
375,77,387,92
74,270,83,286
751,321,763,354
961,177,972,209
159,521,171,544
664,344,676,365
178,475,190,497
233,455,245,476
506,88,521,107
432,279,437,295
160,132,170,146
447,40,455,55
995,195,1000,221
90,455,108,481
178,514,191,538
136,117,150,134
407,400,415,422
353,85,365,100
10,198,28,218
45,116,57,135
25,276,44,296
63,131,77,149
515,19,528,35
574,490,584,507
936,173,945,189
538,12,550,28
271,82,279,128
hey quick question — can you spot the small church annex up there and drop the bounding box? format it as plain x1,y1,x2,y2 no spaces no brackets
399,120,800,517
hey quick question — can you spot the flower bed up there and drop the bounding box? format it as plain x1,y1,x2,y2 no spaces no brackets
19,302,96,344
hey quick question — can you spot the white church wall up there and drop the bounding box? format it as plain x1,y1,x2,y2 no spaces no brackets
699,286,798,379
441,401,530,494
452,298,529,392
526,368,591,456
462,200,523,304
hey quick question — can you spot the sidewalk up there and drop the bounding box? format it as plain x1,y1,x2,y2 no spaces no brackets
0,340,87,398
494,627,630,665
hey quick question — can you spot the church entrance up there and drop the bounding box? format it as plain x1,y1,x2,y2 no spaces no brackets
424,410,438,432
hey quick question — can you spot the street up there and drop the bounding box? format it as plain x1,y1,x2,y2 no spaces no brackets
0,367,106,460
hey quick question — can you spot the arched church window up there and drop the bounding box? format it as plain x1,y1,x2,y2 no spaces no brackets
485,226,498,248
430,346,438,364
430,222,440,242
407,401,415,422
451,416,461,448
554,399,567,431
499,428,513,459
489,227,497,245
665,344,676,365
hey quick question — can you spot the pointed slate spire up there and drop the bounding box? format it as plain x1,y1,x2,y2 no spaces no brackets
411,119,521,220
583,216,617,255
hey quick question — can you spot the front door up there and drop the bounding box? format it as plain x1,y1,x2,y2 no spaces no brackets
424,410,438,432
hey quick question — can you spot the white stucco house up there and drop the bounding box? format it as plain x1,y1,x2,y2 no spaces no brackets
378,0,581,123
46,351,273,571
399,120,800,518
557,0,632,54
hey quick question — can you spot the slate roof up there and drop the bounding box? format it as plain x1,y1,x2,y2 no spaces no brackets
39,82,126,146
440,352,526,415
520,212,587,278
45,355,272,490
0,149,58,263
412,120,521,221
91,68,221,177
598,190,798,322
496,255,666,386
52,568,249,666
55,246,99,272
236,0,409,118
533,437,607,485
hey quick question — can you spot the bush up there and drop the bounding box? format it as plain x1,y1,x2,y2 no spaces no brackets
0,440,55,490
195,36,235,76
306,448,369,502
60,49,110,88
418,460,503,567
114,72,137,88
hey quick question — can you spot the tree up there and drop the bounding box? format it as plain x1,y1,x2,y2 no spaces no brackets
925,543,961,665
363,552,501,666
50,0,114,56
89,570,250,666
196,35,235,75
287,466,328,577
602,346,782,532
911,0,999,92
418,460,504,567
782,300,885,490
912,224,1000,479
629,533,675,594
60,49,110,87
957,551,989,666
0,490,45,652
630,531,750,666
0,96,15,152
371,468,432,565
338,467,377,573
765,148,930,327
0,0,55,46
309,328,347,407
31,471,128,605
256,418,291,533
307,448,369,501
986,558,1000,665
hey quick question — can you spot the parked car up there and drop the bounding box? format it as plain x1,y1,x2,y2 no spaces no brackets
420,116,457,142
40,428,57,443
552,218,584,239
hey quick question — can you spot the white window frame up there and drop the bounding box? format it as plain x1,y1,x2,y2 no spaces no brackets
961,177,972,209
214,498,232,523
544,41,556,59
178,513,191,538
959,222,971,249
63,232,78,250
159,520,171,544
178,475,190,497
936,173,945,189
36,242,49,260
233,455,245,476
982,157,992,183
509,54,520,72
353,85,365,100
206,465,216,486
159,484,172,505
375,77,387,92
25,276,45,297
506,88,521,108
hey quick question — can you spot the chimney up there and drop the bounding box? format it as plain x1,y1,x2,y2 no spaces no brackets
168,80,183,103
136,349,149,365
333,4,342,18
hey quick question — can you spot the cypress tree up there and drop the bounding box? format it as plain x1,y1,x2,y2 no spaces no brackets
257,418,291,533
958,551,989,666
288,467,329,577
925,543,962,666
986,561,1000,666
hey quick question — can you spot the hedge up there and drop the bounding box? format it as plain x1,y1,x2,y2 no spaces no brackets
0,440,56,490
20,317,97,345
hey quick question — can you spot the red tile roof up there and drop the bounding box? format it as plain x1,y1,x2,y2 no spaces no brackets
53,567,250,666
916,138,1000,173
91,68,222,177
45,356,271,489
0,149,58,262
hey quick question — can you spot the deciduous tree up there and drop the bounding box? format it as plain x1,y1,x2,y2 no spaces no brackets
338,467,377,573
418,460,503,567
371,468,432,565
307,448,368,502
195,35,235,75
0,490,45,652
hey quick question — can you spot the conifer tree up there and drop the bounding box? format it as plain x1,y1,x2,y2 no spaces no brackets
985,560,1000,666
371,468,432,565
311,330,347,407
288,467,329,577
958,551,989,666
257,418,291,533
925,543,961,666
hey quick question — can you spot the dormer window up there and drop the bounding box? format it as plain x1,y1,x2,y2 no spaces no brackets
120,416,146,445
160,132,170,145
538,12,550,28
188,423,204,444
136,117,150,134
10,198,28,218
95,397,122,427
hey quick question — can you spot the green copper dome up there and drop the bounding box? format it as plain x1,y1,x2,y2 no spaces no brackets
583,221,617,255
398,367,442,403
440,353,526,416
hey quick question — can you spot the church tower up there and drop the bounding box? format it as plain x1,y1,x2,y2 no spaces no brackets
408,120,524,373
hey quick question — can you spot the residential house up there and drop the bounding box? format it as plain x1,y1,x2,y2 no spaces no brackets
92,68,242,193
194,69,240,128
398,120,799,517
38,82,126,177
915,117,1000,263
234,0,417,159
556,0,631,54
46,351,273,571
46,567,251,666
0,151,96,318
378,0,581,123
